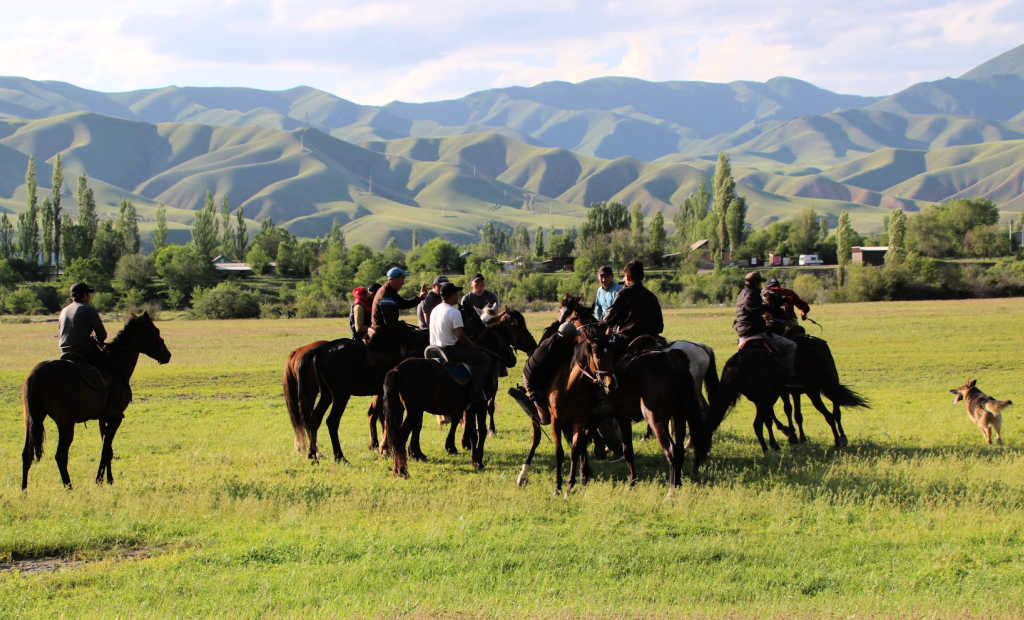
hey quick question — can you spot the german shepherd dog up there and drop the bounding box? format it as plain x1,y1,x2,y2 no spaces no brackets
950,379,1012,445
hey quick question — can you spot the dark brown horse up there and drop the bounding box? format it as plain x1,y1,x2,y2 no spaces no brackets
709,337,867,453
515,325,616,493
613,347,709,485
382,309,537,477
21,312,171,490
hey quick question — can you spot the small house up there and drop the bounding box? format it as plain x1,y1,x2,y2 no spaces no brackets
851,246,889,266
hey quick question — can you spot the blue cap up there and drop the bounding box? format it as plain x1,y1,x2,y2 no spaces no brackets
385,267,408,279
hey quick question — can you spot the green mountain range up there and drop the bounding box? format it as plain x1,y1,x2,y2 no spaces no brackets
0,43,1023,246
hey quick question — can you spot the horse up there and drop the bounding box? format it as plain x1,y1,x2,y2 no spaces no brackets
708,336,867,454
774,335,868,448
382,308,536,477
21,312,172,490
515,325,616,493
612,347,710,485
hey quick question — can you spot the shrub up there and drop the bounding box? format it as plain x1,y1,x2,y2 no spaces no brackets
115,253,156,290
3,286,45,314
191,282,260,319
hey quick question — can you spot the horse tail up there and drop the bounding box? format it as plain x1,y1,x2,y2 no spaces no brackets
669,350,709,456
708,356,743,432
824,383,870,409
283,351,307,454
297,346,322,423
701,344,719,401
23,372,45,461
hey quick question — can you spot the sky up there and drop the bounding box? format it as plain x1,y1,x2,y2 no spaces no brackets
0,0,1021,105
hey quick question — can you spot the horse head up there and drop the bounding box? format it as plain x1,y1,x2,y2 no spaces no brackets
576,323,616,394
491,306,537,355
124,311,172,364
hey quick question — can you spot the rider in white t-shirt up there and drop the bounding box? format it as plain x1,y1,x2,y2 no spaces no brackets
429,282,494,408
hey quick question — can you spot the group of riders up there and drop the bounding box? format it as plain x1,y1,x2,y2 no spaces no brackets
59,261,811,444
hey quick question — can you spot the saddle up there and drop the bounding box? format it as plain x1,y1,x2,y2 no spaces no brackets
58,355,109,394
737,335,770,352
423,346,472,386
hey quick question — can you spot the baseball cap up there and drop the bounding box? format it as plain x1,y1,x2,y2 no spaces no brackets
385,266,409,279
70,282,95,298
439,282,463,298
432,275,450,286
470,273,485,283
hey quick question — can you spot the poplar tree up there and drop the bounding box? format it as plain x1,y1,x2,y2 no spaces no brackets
153,204,169,250
534,226,544,258
630,203,645,247
711,152,735,269
836,210,853,286
219,196,233,258
77,174,98,249
191,191,219,258
648,211,667,258
41,197,54,267
726,195,747,253
233,207,249,260
52,154,63,267
116,199,140,254
888,208,907,264
0,214,13,258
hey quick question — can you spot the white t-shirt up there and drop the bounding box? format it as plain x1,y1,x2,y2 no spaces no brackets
429,301,463,347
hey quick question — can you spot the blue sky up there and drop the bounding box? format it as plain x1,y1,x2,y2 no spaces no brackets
1,0,1021,104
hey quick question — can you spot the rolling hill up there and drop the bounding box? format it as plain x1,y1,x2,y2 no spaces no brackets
0,43,1023,245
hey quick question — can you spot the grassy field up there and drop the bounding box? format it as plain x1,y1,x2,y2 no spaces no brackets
1,299,1023,617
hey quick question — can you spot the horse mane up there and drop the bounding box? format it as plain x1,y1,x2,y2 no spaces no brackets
106,314,151,351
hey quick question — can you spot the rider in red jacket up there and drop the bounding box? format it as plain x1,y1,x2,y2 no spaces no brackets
763,277,810,337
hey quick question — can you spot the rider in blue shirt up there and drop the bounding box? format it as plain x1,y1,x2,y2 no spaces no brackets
593,264,622,321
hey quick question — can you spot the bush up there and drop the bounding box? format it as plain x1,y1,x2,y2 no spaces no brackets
191,282,261,319
115,253,156,290
3,286,46,314
62,257,109,292
292,281,346,318
792,273,828,304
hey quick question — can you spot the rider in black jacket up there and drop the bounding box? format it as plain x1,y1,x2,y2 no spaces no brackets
733,271,797,380
601,259,663,351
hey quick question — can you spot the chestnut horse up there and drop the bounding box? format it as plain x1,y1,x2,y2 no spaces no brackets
21,312,172,490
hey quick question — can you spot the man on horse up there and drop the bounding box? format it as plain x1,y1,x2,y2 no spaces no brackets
593,264,622,321
58,282,123,425
600,259,663,354
518,321,580,425
461,273,498,315
429,282,495,410
350,282,379,340
416,276,448,329
369,268,426,354
733,271,797,381
763,277,810,338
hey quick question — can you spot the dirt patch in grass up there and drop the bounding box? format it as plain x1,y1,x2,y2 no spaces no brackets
0,546,162,574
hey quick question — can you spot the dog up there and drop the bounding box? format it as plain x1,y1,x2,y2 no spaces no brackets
950,379,1012,445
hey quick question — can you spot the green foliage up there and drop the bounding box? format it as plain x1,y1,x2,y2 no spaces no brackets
233,208,249,259
76,174,97,247
888,208,907,263
547,229,576,257
60,216,91,264
62,257,109,292
115,253,156,290
673,181,710,250
192,191,220,259
219,196,233,259
630,203,644,247
679,267,744,305
580,202,629,240
51,154,63,268
251,218,292,258
0,214,14,258
836,210,853,285
153,204,169,251
907,198,1002,258
0,258,22,288
91,220,123,276
292,280,346,318
191,281,261,319
155,244,215,306
116,199,140,255
788,207,822,254
2,286,45,314
354,257,388,288
407,237,462,274
711,152,734,266
40,197,54,267
245,244,273,275
648,211,667,259
791,272,829,303
534,226,544,258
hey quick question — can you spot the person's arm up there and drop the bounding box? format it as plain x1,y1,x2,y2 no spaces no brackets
89,306,107,343
787,290,811,317
395,294,422,310
600,287,627,327
455,326,473,347
354,305,368,333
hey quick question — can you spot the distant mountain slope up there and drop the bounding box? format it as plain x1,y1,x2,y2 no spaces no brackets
961,43,1024,80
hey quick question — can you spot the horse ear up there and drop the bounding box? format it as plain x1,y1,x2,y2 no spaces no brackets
130,311,137,319
142,310,150,319
969,379,976,387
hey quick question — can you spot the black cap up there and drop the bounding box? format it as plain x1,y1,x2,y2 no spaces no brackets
470,273,485,283
599,265,613,276
432,275,449,286
70,282,94,298
368,282,382,294
439,282,463,299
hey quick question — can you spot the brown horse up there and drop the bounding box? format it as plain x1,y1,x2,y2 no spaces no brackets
21,312,172,490
515,325,616,493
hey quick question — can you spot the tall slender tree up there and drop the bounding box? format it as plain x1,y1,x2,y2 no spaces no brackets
233,207,249,260
711,152,735,268
630,203,645,247
40,197,54,267
153,204,169,250
648,211,667,259
726,195,747,253
19,157,40,263
191,191,219,258
76,174,98,249
219,195,233,258
888,208,907,263
836,210,853,286
0,214,14,258
534,226,545,258
51,154,63,268
116,198,140,254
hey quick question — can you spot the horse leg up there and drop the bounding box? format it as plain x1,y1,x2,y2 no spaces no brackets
471,404,488,470
517,420,543,486
461,408,473,451
779,392,799,444
648,418,678,486
641,424,653,442
618,416,637,486
55,422,75,489
807,392,843,447
568,426,584,491
752,406,771,454
306,394,329,463
326,394,349,464
445,414,459,455
579,427,592,486
792,392,807,443
96,417,122,485
553,422,565,495
408,409,427,461
368,395,381,452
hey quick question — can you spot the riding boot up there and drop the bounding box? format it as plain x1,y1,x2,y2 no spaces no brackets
531,397,551,425
594,415,624,462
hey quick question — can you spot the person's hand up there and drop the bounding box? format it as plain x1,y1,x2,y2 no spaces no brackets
800,311,808,320
419,283,428,295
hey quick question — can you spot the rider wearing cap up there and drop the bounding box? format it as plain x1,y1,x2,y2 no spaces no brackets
734,271,797,380
417,275,449,329
600,259,663,352
429,282,495,409
763,277,810,337
58,282,123,425
369,267,425,353
461,273,498,315
593,264,622,321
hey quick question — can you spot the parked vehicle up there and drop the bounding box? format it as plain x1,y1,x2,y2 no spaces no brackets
798,254,824,266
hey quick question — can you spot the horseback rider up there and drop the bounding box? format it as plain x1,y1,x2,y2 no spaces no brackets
763,277,810,338
600,259,663,354
429,282,495,409
416,275,448,329
368,268,426,354
733,271,798,381
593,264,622,321
58,282,123,425
461,273,498,315
519,321,580,425
349,284,376,340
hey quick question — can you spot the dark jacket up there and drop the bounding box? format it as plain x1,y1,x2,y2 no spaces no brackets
733,284,767,338
461,290,498,312
522,334,576,394
601,283,663,341
370,283,421,332
58,301,107,358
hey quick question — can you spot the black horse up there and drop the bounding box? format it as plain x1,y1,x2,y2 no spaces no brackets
709,336,867,453
22,313,172,489
383,309,536,476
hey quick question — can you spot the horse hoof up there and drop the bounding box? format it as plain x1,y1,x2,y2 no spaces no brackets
473,461,484,471
446,448,458,455
336,457,350,465
788,435,800,445
839,437,849,448
411,453,428,462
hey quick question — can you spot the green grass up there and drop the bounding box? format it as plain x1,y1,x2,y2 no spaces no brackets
1,299,1023,616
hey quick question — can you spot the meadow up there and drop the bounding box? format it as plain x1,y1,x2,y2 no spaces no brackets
1,299,1023,617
